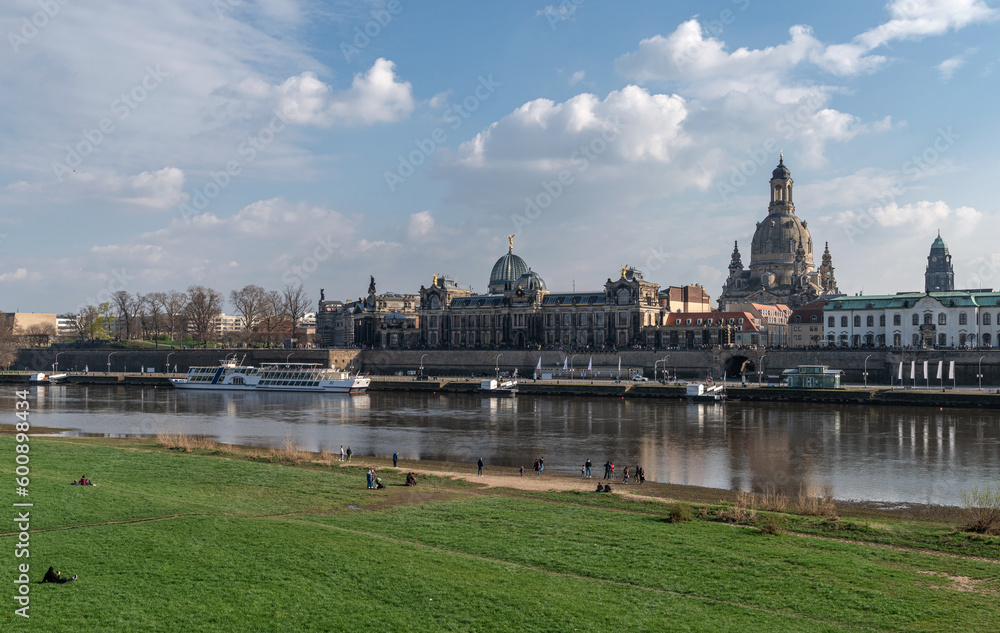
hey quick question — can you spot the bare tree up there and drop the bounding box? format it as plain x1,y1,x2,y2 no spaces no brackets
20,324,56,348
230,284,268,335
111,290,138,340
0,314,16,368
257,290,284,347
151,290,189,341
74,306,99,340
185,285,224,345
282,284,310,346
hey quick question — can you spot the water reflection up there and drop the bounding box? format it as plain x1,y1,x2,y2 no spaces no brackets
10,385,1000,506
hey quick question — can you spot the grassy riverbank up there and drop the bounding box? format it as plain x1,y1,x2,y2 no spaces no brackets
2,434,998,631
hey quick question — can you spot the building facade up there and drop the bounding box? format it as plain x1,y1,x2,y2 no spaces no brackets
719,155,839,310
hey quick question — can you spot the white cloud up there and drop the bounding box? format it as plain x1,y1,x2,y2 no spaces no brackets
833,200,981,230
569,70,586,86
0,268,28,283
276,59,414,127
407,210,435,240
936,54,966,79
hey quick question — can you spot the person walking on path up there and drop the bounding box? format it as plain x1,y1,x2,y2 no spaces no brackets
519,465,524,476
533,459,540,476
346,446,352,462
477,457,484,477
393,452,399,468
585,459,592,478
622,467,629,485
339,445,345,462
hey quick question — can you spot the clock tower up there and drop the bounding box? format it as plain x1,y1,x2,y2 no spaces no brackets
924,230,955,293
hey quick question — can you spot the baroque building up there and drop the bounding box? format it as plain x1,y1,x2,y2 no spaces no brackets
719,155,838,310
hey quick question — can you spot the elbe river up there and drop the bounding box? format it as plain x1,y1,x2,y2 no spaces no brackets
14,384,1000,506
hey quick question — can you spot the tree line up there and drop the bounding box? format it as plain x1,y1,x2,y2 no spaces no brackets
73,284,312,346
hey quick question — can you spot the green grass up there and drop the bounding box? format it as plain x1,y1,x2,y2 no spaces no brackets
2,436,998,632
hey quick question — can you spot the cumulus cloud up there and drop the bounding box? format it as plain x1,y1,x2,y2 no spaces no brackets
569,70,586,86
833,200,981,230
407,210,435,240
0,268,28,283
276,59,414,126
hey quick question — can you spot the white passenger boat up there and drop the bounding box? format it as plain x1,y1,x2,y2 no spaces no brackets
171,358,370,394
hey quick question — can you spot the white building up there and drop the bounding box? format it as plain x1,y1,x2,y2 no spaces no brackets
823,291,1000,348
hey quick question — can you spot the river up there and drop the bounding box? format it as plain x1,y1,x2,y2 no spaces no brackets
12,384,1000,506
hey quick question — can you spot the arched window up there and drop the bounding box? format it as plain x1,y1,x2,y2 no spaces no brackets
938,313,947,325
866,315,874,327
854,315,861,327
894,314,901,326
912,314,919,326
880,315,886,327
893,333,901,346
841,316,848,328
959,312,968,325
864,334,874,346
828,316,835,327
924,313,933,325
984,333,993,347
985,313,992,326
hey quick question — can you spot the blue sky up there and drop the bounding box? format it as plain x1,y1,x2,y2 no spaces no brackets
1,0,999,313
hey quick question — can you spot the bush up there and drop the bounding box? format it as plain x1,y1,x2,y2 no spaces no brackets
759,515,783,535
666,503,693,523
961,482,1000,535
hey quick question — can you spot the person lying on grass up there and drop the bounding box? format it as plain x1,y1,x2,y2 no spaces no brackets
71,476,95,485
42,567,77,583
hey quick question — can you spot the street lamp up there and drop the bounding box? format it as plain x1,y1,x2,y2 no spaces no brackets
495,353,503,381
863,354,872,388
54,352,63,373
978,355,985,391
419,353,427,377
286,353,294,363
166,352,175,374
757,354,766,386
570,354,579,379
107,351,118,374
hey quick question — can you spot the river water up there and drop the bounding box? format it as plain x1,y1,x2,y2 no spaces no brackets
12,384,1000,506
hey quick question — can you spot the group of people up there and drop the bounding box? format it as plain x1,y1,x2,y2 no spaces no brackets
599,461,644,485
71,476,95,486
365,469,384,490
339,445,353,462
595,483,613,493
532,457,545,475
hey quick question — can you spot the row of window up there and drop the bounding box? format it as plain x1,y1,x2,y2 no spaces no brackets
828,312,992,329
830,333,992,347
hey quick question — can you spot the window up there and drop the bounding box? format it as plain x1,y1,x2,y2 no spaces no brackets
959,312,968,325
866,315,874,327
841,316,848,328
880,315,885,327
938,313,947,325
924,313,932,325
985,313,992,326
563,313,571,326
828,316,835,327
912,314,919,326
984,333,993,347
546,314,552,326
579,313,587,326
854,315,861,328
894,314,901,326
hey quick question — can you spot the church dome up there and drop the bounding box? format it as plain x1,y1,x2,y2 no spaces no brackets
514,270,546,292
490,250,529,287
771,157,790,180
750,213,813,262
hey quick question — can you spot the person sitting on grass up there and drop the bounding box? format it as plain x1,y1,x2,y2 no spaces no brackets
603,484,612,493
42,567,77,583
596,483,604,492
406,472,416,486
375,476,384,490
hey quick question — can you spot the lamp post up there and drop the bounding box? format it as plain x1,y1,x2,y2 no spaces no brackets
166,352,175,374
863,354,872,388
107,351,118,374
978,355,985,391
757,354,766,386
570,354,579,379
495,354,503,381
286,353,294,364
54,352,63,373
420,353,427,377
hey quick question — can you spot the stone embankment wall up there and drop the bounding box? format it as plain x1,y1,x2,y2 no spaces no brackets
12,347,1000,386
